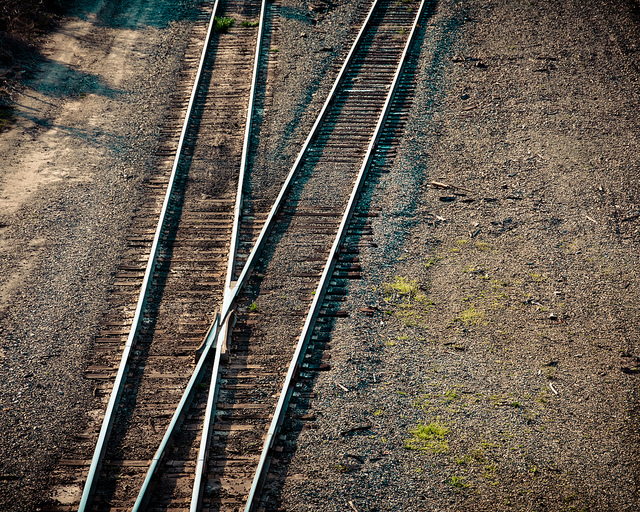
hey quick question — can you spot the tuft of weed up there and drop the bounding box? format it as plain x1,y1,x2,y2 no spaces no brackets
454,306,485,325
529,272,547,283
241,19,259,27
404,421,450,453
455,447,485,465
447,475,469,488
213,16,235,32
444,389,458,402
424,256,441,269
385,276,419,298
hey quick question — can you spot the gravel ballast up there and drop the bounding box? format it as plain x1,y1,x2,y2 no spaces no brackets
272,0,640,510
0,0,214,508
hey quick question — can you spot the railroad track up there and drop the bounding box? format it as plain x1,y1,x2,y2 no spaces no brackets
50,0,266,509
49,0,432,510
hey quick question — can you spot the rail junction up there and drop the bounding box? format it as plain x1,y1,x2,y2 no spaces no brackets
49,0,434,509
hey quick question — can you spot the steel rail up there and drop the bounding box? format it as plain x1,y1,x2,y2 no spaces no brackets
190,0,267,509
244,0,429,509
131,0,401,507
188,0,385,506
225,0,266,293
77,0,222,509
215,0,382,316
111,1,268,508
131,314,221,511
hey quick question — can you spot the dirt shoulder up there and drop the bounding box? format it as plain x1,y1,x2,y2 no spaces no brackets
0,0,71,129
277,0,640,510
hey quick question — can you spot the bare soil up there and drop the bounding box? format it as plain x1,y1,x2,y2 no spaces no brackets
0,0,207,508
0,0,71,129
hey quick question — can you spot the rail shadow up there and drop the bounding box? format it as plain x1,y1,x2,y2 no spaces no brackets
75,0,204,30
23,58,124,99
1,0,209,132
255,0,460,509
244,1,370,194
244,0,394,268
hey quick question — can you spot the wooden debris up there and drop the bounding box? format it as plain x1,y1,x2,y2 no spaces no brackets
429,181,474,193
340,422,373,436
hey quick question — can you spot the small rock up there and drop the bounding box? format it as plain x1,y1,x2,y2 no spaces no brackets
549,313,558,320
460,93,469,100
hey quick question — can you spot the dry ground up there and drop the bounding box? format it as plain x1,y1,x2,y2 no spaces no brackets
276,0,640,510
0,0,207,508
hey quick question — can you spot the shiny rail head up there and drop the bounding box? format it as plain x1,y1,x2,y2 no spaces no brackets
77,0,226,509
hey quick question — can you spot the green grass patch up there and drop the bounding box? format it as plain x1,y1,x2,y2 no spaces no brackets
447,475,469,488
454,306,484,325
444,389,458,402
385,276,419,298
241,19,259,27
529,272,547,283
404,421,450,453
454,447,485,465
213,16,235,32
424,256,441,269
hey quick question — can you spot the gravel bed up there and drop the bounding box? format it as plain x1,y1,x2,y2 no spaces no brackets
0,0,373,508
275,0,640,510
1,0,639,510
248,0,371,213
